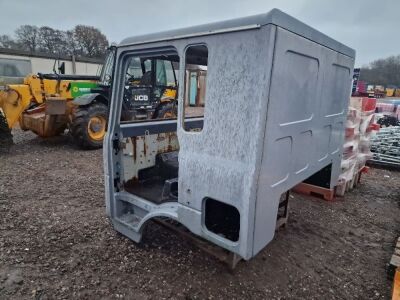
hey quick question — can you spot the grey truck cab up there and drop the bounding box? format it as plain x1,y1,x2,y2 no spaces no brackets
104,9,355,260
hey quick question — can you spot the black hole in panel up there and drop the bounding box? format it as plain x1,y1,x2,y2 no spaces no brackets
204,198,240,242
303,163,332,188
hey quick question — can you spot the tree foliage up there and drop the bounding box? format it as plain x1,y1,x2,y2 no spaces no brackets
360,55,400,87
73,25,109,57
15,25,39,52
0,35,18,49
38,26,65,54
2,24,109,58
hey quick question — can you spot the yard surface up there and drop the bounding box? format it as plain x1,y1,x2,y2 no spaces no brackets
1,129,399,299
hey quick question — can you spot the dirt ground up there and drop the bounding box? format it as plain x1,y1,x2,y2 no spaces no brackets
0,129,399,300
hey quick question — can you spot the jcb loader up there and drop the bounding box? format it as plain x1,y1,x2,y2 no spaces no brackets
0,71,105,150
0,49,178,151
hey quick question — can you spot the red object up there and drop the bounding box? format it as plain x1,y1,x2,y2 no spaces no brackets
357,166,370,184
369,123,380,131
357,81,367,94
361,97,376,112
366,123,380,133
360,166,369,174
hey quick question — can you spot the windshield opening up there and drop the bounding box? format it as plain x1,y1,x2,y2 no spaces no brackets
100,48,115,85
119,50,179,122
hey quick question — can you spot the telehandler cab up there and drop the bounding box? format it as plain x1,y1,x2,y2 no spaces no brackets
74,47,178,125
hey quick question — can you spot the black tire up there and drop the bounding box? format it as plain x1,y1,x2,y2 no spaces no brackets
153,102,177,119
0,111,13,153
70,102,108,150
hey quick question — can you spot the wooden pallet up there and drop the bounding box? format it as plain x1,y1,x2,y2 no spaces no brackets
292,182,335,201
391,238,400,300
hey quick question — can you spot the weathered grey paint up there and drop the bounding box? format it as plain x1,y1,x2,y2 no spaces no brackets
104,9,355,260
119,8,354,58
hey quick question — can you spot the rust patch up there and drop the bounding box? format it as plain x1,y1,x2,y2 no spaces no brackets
167,143,173,152
157,134,165,142
131,137,137,161
143,136,147,157
168,133,172,144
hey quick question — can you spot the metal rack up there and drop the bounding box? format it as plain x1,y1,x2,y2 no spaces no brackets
370,127,400,169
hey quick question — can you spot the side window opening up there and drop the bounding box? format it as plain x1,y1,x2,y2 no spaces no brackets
183,45,208,131
120,52,179,122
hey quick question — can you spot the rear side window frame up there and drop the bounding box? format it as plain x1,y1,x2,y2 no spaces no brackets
181,43,209,133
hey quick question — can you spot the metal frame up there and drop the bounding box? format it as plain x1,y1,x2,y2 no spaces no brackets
120,118,203,137
104,9,355,261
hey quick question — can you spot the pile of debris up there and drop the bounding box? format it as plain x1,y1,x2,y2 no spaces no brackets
336,97,378,196
375,99,400,127
369,126,400,169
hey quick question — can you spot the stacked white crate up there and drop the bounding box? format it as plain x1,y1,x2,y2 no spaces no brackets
336,97,378,196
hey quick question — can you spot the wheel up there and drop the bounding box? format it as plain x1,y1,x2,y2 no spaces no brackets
153,102,177,119
70,102,108,149
0,111,13,153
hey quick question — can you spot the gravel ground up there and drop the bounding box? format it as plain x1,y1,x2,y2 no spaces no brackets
0,129,399,299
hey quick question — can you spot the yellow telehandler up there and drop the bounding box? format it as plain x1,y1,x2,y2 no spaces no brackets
0,71,106,151
0,48,179,152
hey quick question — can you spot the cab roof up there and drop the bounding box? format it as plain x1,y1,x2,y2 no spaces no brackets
119,8,355,58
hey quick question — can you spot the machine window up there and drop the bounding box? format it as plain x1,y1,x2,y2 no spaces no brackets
183,45,208,132
99,48,115,85
126,57,143,80
156,60,167,86
120,52,179,122
0,58,31,78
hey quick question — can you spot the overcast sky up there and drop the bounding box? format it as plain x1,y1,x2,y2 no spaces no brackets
0,0,399,66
